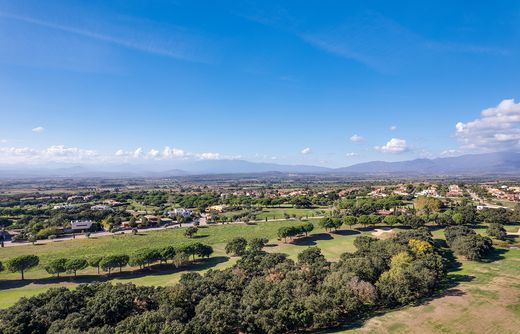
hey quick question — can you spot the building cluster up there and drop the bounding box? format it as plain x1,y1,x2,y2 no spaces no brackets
482,185,520,201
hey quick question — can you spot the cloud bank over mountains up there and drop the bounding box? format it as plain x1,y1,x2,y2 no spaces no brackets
1,99,519,166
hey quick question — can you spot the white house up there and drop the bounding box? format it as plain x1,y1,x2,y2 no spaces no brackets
90,205,113,211
167,208,192,218
71,220,94,232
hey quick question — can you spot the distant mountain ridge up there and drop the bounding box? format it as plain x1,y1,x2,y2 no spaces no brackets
335,152,520,175
0,152,519,178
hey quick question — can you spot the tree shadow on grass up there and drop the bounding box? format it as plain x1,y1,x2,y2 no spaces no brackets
292,233,333,246
480,247,507,263
0,256,230,290
334,229,361,236
190,235,209,239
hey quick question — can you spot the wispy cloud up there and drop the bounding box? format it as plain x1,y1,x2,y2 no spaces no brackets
0,11,212,63
238,8,509,73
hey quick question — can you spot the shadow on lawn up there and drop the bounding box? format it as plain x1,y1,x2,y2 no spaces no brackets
0,256,229,290
334,229,361,236
292,233,333,246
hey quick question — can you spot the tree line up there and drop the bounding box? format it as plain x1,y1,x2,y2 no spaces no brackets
1,243,214,280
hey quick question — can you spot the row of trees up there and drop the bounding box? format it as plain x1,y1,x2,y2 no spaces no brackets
277,222,314,242
0,229,447,334
3,243,214,280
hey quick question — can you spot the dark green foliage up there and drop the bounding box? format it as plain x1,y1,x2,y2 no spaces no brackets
6,255,39,280
88,256,103,274
45,258,68,278
486,223,507,240
129,248,161,269
65,258,88,277
100,254,129,274
248,237,269,252
225,237,248,256
445,226,493,260
0,231,447,334
184,226,198,238
444,226,476,247
451,234,493,261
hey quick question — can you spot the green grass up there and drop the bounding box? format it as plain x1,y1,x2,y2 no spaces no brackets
0,222,370,309
0,220,311,279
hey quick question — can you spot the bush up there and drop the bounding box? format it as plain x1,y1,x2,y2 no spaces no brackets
486,223,507,241
451,234,493,261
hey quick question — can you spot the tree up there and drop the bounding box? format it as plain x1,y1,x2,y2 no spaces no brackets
0,261,3,272
343,216,357,228
248,237,269,252
301,222,314,236
319,217,336,232
45,258,68,278
195,244,213,258
487,223,507,241
357,215,370,228
160,246,176,263
129,248,161,269
6,255,39,280
383,215,399,226
184,226,198,238
225,237,248,256
414,196,442,215
100,254,129,274
173,252,189,268
445,226,476,247
88,256,103,274
451,234,493,261
65,258,88,277
297,246,326,266
278,226,291,243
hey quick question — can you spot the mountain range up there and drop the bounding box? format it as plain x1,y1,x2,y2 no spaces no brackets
0,152,519,178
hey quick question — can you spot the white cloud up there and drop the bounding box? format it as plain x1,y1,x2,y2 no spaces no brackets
441,149,461,157
389,125,397,131
197,152,221,160
162,146,186,159
147,149,160,158
346,152,358,157
132,148,143,159
32,126,45,133
375,138,408,153
0,145,98,163
455,99,520,151
301,147,312,155
350,134,364,142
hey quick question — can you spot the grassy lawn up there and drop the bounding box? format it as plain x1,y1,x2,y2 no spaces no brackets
0,221,370,309
221,207,328,220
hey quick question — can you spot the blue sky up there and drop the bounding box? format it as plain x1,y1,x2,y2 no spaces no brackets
1,0,520,167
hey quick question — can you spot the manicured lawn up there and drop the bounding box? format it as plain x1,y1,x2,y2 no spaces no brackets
0,222,369,309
